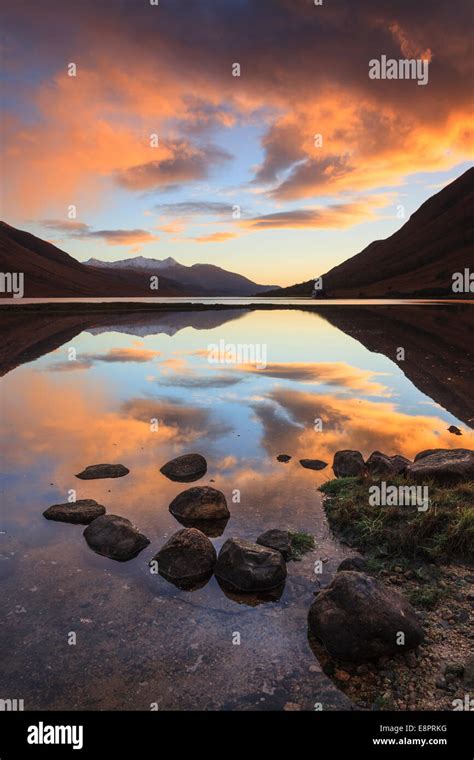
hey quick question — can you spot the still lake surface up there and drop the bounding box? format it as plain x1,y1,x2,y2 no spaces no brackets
0,303,472,709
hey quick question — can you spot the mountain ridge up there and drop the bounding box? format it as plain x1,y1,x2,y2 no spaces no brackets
263,168,474,298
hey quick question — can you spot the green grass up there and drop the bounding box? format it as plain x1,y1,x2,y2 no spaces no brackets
319,477,474,563
289,531,315,560
406,586,446,609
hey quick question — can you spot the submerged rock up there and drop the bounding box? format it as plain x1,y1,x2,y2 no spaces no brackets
43,499,106,525
365,451,411,477
152,528,216,587
337,557,368,573
169,486,229,522
276,454,292,463
215,537,287,592
256,529,292,560
299,459,328,471
308,571,423,662
407,448,474,483
83,515,150,561
160,453,207,482
333,450,365,478
75,464,129,480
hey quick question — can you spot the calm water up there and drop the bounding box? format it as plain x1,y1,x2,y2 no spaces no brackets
0,304,472,710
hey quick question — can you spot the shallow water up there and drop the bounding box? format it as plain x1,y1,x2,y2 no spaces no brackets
0,304,472,710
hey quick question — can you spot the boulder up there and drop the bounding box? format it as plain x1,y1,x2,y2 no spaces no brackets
75,464,129,480
337,557,368,573
300,459,328,471
43,499,105,524
169,486,229,522
152,528,216,586
215,538,287,592
333,450,365,478
414,447,470,462
276,454,292,463
83,514,150,561
406,449,474,484
365,451,411,477
447,425,462,436
256,529,292,560
308,571,424,662
160,453,207,482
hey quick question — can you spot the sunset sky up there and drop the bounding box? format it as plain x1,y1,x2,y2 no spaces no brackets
2,0,473,285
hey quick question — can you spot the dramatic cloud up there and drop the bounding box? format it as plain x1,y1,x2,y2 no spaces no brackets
235,362,389,396
40,220,158,246
45,347,162,371
191,232,238,243
244,196,392,230
2,0,472,225
154,201,238,217
115,141,233,191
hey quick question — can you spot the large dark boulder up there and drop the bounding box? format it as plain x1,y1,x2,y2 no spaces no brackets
407,449,474,483
308,571,424,662
43,499,105,524
160,453,207,482
152,528,216,586
414,447,471,462
365,451,411,478
256,529,292,560
75,464,129,479
332,450,365,478
215,538,287,592
83,515,150,561
169,486,229,522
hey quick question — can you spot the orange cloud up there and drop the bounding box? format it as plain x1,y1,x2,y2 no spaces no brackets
191,232,238,243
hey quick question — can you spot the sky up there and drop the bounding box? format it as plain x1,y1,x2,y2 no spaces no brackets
1,0,473,286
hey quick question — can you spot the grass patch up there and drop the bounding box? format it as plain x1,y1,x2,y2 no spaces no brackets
406,586,447,609
289,531,315,560
319,477,474,564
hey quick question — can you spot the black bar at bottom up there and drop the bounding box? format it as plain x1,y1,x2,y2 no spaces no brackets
0,710,472,758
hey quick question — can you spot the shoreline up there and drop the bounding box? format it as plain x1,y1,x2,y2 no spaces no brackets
1,298,473,316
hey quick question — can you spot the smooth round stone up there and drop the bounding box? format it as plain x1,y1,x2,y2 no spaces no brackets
299,459,328,470
152,528,216,587
169,486,229,522
83,514,149,561
160,454,207,482
43,499,106,524
215,537,287,592
75,463,129,480
256,529,292,560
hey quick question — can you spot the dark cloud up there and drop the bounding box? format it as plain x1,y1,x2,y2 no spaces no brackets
153,201,238,217
115,141,233,191
40,220,157,245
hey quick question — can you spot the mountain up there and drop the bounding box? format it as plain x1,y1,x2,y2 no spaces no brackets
84,255,279,296
263,168,474,298
0,222,185,297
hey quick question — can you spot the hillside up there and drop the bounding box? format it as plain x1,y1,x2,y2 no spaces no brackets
264,168,474,298
0,222,183,297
